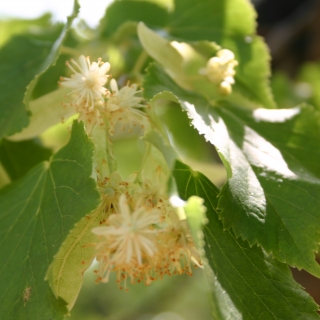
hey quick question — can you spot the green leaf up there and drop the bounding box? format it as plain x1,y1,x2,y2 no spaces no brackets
0,34,52,138
0,121,100,319
173,160,320,320
0,138,52,180
99,0,169,39
227,36,275,109
144,63,320,277
215,105,320,276
138,0,275,109
151,99,214,162
31,53,71,100
23,0,80,108
31,28,79,100
0,0,79,139
298,62,320,111
271,72,302,109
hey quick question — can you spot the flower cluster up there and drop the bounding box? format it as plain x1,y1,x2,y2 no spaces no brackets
59,55,148,135
200,49,238,95
107,79,149,136
59,55,202,292
91,169,200,291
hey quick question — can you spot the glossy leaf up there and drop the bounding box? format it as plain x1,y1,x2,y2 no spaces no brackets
173,160,320,320
144,62,320,277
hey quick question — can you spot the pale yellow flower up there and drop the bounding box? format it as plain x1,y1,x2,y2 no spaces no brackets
92,182,201,290
92,194,160,288
200,49,238,95
60,55,110,110
106,79,148,135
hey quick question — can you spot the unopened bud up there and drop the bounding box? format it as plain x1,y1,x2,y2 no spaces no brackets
219,81,232,96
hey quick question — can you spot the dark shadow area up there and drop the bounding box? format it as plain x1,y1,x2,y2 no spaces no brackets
254,0,320,76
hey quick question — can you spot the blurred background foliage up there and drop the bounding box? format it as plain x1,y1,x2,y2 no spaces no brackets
253,0,320,312
1,0,320,319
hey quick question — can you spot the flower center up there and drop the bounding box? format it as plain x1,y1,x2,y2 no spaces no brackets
83,76,95,88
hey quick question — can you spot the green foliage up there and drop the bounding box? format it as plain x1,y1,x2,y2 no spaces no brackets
170,0,256,41
0,121,100,319
0,138,52,180
298,62,320,111
138,0,275,109
144,62,320,277
1,0,320,319
99,0,169,39
0,0,79,139
171,0,275,108
151,100,214,162
0,34,53,138
8,88,74,141
271,72,301,109
173,160,320,320
0,13,52,48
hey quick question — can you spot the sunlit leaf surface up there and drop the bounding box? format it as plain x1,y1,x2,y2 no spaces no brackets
173,160,320,320
144,62,320,277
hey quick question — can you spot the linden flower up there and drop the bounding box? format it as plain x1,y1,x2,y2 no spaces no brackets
106,79,148,135
59,55,110,110
200,49,238,95
76,106,104,135
92,194,160,288
157,220,201,277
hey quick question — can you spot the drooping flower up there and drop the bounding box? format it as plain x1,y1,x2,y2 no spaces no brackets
200,49,238,95
92,194,160,289
92,183,202,290
156,215,201,278
59,55,110,110
106,79,149,135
